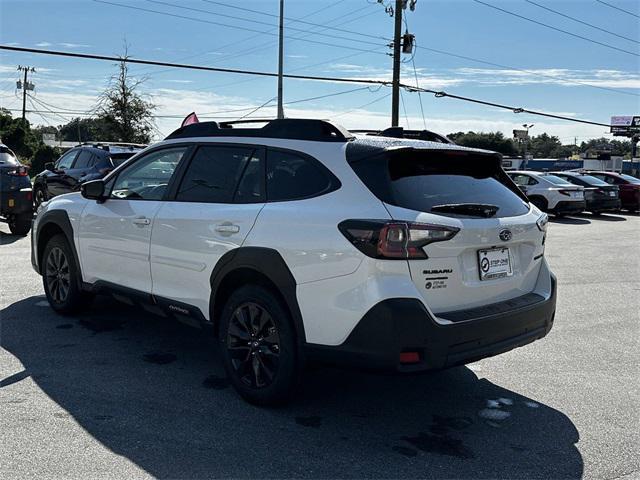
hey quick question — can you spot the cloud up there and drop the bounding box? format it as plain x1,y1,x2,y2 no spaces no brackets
166,79,194,84
455,67,640,90
58,42,91,49
287,54,308,59
35,42,53,47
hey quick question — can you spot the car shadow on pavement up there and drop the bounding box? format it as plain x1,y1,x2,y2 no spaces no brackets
549,216,590,225
1,295,583,479
0,231,27,245
576,213,627,222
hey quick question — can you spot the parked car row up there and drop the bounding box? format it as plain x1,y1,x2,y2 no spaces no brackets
507,169,639,216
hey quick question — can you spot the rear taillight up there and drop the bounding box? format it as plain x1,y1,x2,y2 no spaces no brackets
338,220,459,259
558,189,574,196
7,166,29,176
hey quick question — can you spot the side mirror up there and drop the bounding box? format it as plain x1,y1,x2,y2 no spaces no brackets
45,162,55,171
81,179,106,200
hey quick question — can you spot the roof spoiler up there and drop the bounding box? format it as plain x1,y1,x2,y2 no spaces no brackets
350,127,454,144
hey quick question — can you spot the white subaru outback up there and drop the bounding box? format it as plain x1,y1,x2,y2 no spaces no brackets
31,119,556,405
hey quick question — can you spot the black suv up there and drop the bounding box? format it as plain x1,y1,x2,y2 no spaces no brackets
33,143,145,208
0,143,33,235
551,171,620,214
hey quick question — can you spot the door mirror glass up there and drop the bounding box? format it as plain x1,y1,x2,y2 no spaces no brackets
81,180,105,200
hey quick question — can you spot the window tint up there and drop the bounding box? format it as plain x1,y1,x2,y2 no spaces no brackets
267,149,335,201
620,173,640,184
576,175,608,186
111,147,187,200
110,152,137,167
593,174,616,184
73,150,95,169
234,153,264,203
349,150,529,219
541,174,572,185
510,174,537,186
176,146,260,203
57,150,78,170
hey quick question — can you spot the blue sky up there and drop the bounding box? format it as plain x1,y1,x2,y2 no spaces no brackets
0,0,638,141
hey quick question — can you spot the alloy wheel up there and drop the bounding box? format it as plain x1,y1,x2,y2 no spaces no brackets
45,247,71,303
226,302,280,389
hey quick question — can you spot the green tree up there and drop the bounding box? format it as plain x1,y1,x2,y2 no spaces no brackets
0,109,39,161
448,131,518,156
96,54,155,143
528,133,563,158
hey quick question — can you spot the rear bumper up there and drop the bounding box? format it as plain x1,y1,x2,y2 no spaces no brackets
552,200,585,215
306,274,556,372
0,188,33,216
586,197,621,212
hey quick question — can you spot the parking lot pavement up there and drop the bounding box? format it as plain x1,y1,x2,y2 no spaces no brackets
1,213,638,480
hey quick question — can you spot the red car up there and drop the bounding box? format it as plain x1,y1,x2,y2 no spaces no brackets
587,171,640,213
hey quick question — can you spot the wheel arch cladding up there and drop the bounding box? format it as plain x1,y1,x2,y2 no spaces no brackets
36,210,81,286
210,247,306,344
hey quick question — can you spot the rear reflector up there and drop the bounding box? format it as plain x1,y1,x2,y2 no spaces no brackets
399,351,420,364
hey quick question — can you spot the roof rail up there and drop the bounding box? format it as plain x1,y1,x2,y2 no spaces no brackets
165,118,354,142
350,127,453,144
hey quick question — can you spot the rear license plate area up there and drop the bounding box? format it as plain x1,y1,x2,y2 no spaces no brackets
478,247,513,280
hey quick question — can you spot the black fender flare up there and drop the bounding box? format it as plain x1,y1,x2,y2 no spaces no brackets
34,209,82,288
209,247,306,344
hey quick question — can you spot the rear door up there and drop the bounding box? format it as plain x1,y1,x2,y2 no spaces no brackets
350,148,545,313
150,144,265,318
78,145,190,293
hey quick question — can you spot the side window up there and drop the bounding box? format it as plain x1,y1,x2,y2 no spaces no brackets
176,146,260,203
73,150,94,169
111,146,188,200
266,149,337,201
56,150,78,170
511,174,531,187
527,176,539,185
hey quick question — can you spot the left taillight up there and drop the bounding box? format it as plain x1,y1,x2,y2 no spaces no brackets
7,166,29,176
338,220,459,259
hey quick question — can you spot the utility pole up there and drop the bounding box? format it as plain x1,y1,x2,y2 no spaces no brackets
391,0,403,127
17,65,35,122
277,0,285,119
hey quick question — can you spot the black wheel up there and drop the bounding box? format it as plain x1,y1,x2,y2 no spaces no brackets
34,187,47,209
42,234,92,314
8,213,32,236
530,197,548,212
219,285,300,406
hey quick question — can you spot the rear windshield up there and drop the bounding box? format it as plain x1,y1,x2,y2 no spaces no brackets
348,148,530,218
620,173,640,184
0,147,19,165
110,152,138,167
540,174,572,185
577,175,608,186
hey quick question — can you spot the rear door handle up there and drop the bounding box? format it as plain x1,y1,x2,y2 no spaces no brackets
215,224,240,234
132,217,151,226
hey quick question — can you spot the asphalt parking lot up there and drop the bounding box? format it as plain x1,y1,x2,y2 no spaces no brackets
1,213,638,479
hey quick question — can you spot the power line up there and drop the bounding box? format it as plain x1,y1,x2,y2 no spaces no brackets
1,44,613,128
94,0,385,55
473,0,639,56
333,93,391,118
595,0,640,18
145,0,385,48
199,0,390,41
525,0,639,44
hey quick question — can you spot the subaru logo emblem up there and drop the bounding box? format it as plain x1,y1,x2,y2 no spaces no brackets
499,229,512,242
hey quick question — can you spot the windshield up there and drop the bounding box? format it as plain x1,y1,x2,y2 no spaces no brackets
348,148,529,218
620,173,640,184
541,174,573,185
0,148,19,165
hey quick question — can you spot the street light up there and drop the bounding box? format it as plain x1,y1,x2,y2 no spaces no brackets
522,124,534,168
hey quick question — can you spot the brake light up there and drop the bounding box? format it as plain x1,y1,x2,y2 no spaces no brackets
7,166,29,176
558,189,574,196
338,220,459,259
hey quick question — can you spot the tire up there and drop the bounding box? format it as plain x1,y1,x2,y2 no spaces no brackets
34,187,47,209
530,196,548,212
219,285,300,406
42,234,92,314
8,213,32,236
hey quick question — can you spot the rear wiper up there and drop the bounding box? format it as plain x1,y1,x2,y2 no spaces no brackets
431,203,499,218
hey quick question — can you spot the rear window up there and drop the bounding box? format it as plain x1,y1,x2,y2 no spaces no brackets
349,148,529,218
110,152,138,167
620,173,640,184
577,175,608,186
0,147,19,165
540,174,572,185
